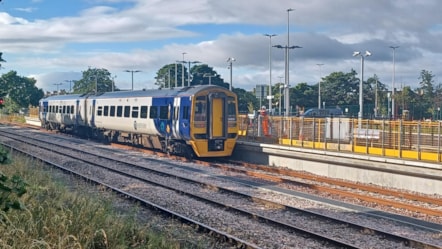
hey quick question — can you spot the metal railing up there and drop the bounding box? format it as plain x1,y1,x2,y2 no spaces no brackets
238,114,442,163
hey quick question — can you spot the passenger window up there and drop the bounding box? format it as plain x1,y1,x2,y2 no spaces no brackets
97,106,103,116
132,106,139,118
159,106,168,119
195,96,207,121
182,106,189,120
149,106,158,119
228,97,237,121
124,106,130,118
110,106,115,117
140,106,148,119
117,106,123,117
104,106,109,116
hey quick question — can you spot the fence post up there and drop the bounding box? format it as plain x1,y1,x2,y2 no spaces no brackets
365,120,369,154
289,117,292,146
398,119,402,158
382,119,385,156
417,121,421,161
324,118,328,150
338,117,341,151
313,118,316,149
438,122,441,162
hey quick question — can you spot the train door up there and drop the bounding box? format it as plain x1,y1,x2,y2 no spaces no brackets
39,100,48,123
89,99,96,127
151,97,173,137
208,92,227,139
179,96,191,139
172,97,181,139
75,99,83,127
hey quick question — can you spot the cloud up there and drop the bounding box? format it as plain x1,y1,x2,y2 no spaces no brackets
1,0,442,92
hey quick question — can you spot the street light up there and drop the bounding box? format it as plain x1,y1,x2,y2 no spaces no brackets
64,80,74,93
124,70,141,91
287,8,294,116
53,82,62,95
316,63,324,109
264,34,277,114
186,60,200,86
353,50,371,126
181,52,186,87
203,73,217,85
111,75,117,92
227,57,235,91
390,46,399,119
174,62,178,88
273,44,301,116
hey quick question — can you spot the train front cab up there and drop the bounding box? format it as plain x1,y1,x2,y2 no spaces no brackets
190,90,238,157
39,100,48,127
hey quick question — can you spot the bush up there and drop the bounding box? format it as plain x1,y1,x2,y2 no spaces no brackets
0,145,27,219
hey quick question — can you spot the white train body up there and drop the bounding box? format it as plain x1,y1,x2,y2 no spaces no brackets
39,85,238,157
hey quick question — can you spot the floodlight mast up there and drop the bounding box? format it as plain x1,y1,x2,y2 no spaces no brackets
353,50,371,128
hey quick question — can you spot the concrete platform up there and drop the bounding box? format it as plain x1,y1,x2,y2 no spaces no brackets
232,140,442,195
25,117,41,127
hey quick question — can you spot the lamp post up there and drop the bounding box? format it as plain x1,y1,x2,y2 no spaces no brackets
353,50,371,126
176,60,184,87
181,52,186,87
316,63,324,109
174,62,178,88
54,83,62,95
390,46,399,119
287,8,294,116
264,34,277,114
111,75,117,92
186,61,200,86
124,70,141,91
203,73,217,85
64,80,73,93
227,57,235,91
273,45,301,116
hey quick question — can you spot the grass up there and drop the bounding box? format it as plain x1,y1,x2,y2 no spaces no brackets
0,152,204,249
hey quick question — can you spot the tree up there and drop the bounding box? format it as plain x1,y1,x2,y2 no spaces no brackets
416,70,435,119
366,74,388,118
155,64,229,89
319,70,360,107
73,68,116,94
234,88,259,114
0,71,44,111
155,64,179,88
191,64,229,88
290,82,317,111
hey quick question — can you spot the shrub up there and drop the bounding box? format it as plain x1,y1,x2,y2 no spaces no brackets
0,145,27,217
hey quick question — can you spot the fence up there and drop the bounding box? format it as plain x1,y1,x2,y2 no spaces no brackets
238,114,442,163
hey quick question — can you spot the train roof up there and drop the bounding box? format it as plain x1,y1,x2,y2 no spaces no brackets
39,94,84,101
40,85,231,102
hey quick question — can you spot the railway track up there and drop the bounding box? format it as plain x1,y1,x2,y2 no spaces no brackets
207,159,442,218
0,125,441,248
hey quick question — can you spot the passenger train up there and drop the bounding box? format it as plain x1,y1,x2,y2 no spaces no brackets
39,85,238,158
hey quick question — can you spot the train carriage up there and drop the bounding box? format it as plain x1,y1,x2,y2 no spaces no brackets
39,94,83,131
39,85,238,158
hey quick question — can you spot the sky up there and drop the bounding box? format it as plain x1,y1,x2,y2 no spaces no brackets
1,0,442,94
